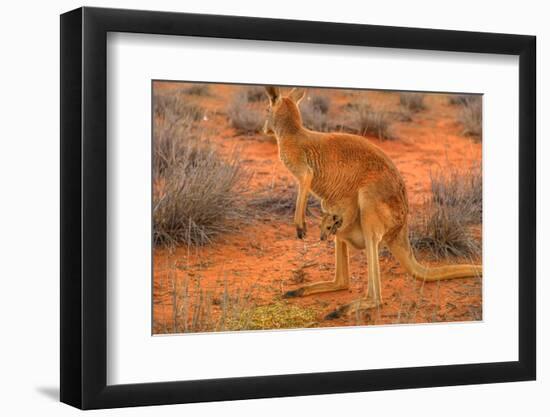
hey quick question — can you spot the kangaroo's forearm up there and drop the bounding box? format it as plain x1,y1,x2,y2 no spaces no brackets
294,171,312,238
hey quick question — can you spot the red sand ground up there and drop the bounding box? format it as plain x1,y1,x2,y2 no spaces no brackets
152,83,482,333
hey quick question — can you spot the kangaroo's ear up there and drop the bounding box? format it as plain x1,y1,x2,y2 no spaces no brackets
288,88,306,105
265,86,281,105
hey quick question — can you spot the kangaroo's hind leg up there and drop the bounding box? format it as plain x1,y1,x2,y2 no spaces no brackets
284,236,350,297
325,209,385,319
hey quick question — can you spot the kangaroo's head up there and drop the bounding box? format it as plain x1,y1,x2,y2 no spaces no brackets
320,213,343,241
263,86,306,137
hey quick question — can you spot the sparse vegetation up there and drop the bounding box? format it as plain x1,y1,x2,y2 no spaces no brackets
184,84,211,96
226,301,318,331
449,94,478,106
227,91,265,134
309,94,331,114
152,83,483,333
399,93,426,112
154,90,205,121
346,101,395,140
153,114,194,178
153,90,248,247
430,165,482,224
153,137,247,246
299,94,331,131
162,274,318,333
244,86,267,103
395,107,413,122
411,164,482,259
248,185,320,216
457,97,482,139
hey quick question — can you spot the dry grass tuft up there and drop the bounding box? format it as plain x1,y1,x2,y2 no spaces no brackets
309,94,331,114
244,86,267,103
457,97,482,139
153,139,247,247
153,90,248,246
154,91,204,121
248,185,320,216
449,94,477,106
411,204,481,259
346,101,395,140
411,164,482,259
184,84,211,96
399,93,426,112
167,276,256,333
227,91,265,134
165,275,318,333
430,165,482,224
299,94,331,131
153,115,194,178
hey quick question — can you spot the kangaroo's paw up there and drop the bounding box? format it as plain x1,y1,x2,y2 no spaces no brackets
324,307,346,320
283,287,305,298
296,225,307,239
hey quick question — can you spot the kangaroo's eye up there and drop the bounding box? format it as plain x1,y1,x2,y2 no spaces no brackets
326,227,331,230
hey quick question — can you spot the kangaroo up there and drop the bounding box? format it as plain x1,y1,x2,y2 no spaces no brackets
263,86,482,318
318,198,360,242
320,212,343,242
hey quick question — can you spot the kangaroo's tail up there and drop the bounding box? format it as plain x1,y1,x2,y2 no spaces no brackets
387,226,482,281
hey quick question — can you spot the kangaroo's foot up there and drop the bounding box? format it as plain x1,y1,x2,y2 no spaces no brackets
325,297,381,320
283,280,348,298
295,223,307,239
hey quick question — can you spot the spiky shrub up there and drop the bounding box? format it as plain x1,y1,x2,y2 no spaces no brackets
244,86,267,103
154,91,204,121
227,91,265,134
411,164,482,259
411,202,481,259
449,94,478,106
153,138,247,246
184,84,211,96
399,93,426,112
430,165,482,224
299,94,331,131
347,101,395,140
153,91,247,246
309,94,331,114
458,97,482,139
248,185,320,216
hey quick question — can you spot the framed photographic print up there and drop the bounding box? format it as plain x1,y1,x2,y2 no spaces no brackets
60,6,536,410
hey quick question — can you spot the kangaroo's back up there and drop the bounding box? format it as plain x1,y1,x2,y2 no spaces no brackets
302,131,407,206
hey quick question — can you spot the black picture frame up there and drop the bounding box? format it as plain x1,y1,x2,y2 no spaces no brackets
60,6,536,410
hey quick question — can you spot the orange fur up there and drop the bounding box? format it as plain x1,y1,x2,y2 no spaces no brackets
264,86,482,315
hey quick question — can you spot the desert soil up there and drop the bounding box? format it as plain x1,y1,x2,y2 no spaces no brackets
152,82,482,333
